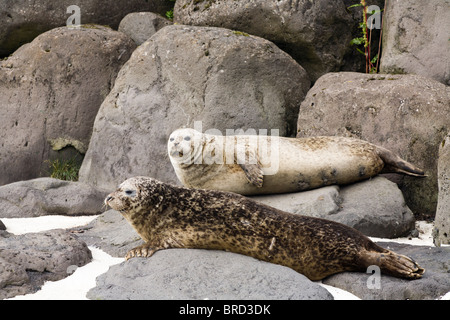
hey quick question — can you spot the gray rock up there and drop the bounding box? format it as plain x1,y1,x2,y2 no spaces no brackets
79,25,310,191
0,26,136,186
380,0,450,85
0,229,92,300
434,134,450,246
87,248,333,300
174,0,353,82
336,177,415,238
0,178,108,218
118,12,172,45
0,0,172,57
72,209,143,258
322,242,450,300
297,72,450,218
251,186,342,218
252,177,415,238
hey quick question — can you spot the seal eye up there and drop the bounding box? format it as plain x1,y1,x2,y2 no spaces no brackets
124,190,136,197
169,137,174,142
184,136,191,141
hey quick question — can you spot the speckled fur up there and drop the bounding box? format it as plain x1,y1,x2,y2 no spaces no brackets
168,128,426,195
106,177,424,281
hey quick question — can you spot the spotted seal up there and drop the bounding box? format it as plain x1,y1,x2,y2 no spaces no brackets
105,176,425,280
167,128,425,195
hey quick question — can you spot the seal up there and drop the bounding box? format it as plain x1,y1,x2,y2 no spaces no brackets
168,128,425,195
105,176,425,281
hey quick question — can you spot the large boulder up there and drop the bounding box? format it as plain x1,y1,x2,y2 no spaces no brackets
87,248,333,300
118,12,172,45
0,0,172,57
297,72,450,218
0,178,107,218
380,0,450,85
252,177,415,238
174,0,353,82
434,134,450,246
0,229,92,300
0,26,136,186
79,25,310,191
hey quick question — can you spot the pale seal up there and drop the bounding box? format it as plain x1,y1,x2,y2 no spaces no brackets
105,176,425,280
168,128,425,195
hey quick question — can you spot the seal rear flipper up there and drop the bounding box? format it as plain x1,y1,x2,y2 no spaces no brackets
360,250,425,279
376,146,426,177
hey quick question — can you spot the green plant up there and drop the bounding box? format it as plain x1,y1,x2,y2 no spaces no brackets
348,0,385,73
232,30,250,37
165,0,176,20
47,157,81,181
165,9,174,20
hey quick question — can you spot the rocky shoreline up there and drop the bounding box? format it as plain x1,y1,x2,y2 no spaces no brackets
1,0,449,300
1,177,449,300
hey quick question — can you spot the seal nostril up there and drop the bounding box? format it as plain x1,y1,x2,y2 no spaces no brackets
106,196,113,202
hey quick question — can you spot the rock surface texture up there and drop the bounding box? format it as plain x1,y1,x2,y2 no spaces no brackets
297,72,450,218
118,12,172,45
0,178,107,218
87,249,333,300
434,134,450,246
79,25,310,190
0,26,136,186
0,229,92,300
380,0,450,85
174,0,353,82
0,0,171,57
251,177,415,238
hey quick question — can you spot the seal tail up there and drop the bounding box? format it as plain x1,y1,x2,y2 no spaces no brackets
360,248,425,279
376,146,426,177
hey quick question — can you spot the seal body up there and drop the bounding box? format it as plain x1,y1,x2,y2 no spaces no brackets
105,176,425,281
168,128,425,195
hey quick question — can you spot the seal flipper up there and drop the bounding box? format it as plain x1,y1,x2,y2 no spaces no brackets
376,146,426,177
125,243,159,260
235,145,264,187
360,249,425,279
239,163,264,187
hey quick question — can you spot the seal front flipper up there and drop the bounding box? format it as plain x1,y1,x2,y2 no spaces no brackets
239,163,264,187
125,243,159,260
235,146,264,187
